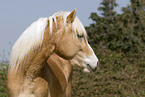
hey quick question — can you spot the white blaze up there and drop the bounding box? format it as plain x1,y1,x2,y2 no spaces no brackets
83,43,99,72
83,52,98,69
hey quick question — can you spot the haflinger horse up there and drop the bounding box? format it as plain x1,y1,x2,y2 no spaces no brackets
7,9,99,97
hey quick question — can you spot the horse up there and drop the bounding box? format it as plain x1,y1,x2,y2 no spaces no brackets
7,9,99,97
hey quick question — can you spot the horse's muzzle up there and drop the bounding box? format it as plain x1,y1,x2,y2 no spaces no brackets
87,61,99,72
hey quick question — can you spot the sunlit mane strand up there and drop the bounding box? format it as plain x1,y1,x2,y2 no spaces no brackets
10,18,48,70
9,11,86,70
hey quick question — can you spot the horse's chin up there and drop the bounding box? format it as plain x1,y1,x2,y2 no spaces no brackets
83,68,90,73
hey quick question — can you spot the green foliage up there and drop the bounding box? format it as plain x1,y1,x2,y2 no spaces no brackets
120,0,145,53
72,49,145,97
98,0,118,17
0,62,8,97
86,0,145,53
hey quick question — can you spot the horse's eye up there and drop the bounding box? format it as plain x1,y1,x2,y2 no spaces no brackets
77,34,83,38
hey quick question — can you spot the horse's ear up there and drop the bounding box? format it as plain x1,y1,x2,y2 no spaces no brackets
67,8,77,23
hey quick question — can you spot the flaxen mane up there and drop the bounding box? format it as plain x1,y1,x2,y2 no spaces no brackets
9,11,86,71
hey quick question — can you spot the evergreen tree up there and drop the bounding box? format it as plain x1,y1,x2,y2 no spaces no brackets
86,0,119,50
121,0,145,53
98,0,118,17
86,0,145,53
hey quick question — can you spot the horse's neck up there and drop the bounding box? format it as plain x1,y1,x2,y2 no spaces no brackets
25,17,63,81
46,54,73,91
22,44,55,81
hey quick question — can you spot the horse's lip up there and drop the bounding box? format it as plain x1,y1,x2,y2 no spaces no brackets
87,64,95,72
83,68,90,72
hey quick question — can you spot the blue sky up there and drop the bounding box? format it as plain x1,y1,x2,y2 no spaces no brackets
0,0,130,60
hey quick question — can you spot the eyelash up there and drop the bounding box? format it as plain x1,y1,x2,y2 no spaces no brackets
77,34,84,38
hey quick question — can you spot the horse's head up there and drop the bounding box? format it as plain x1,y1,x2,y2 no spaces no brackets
53,9,98,72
